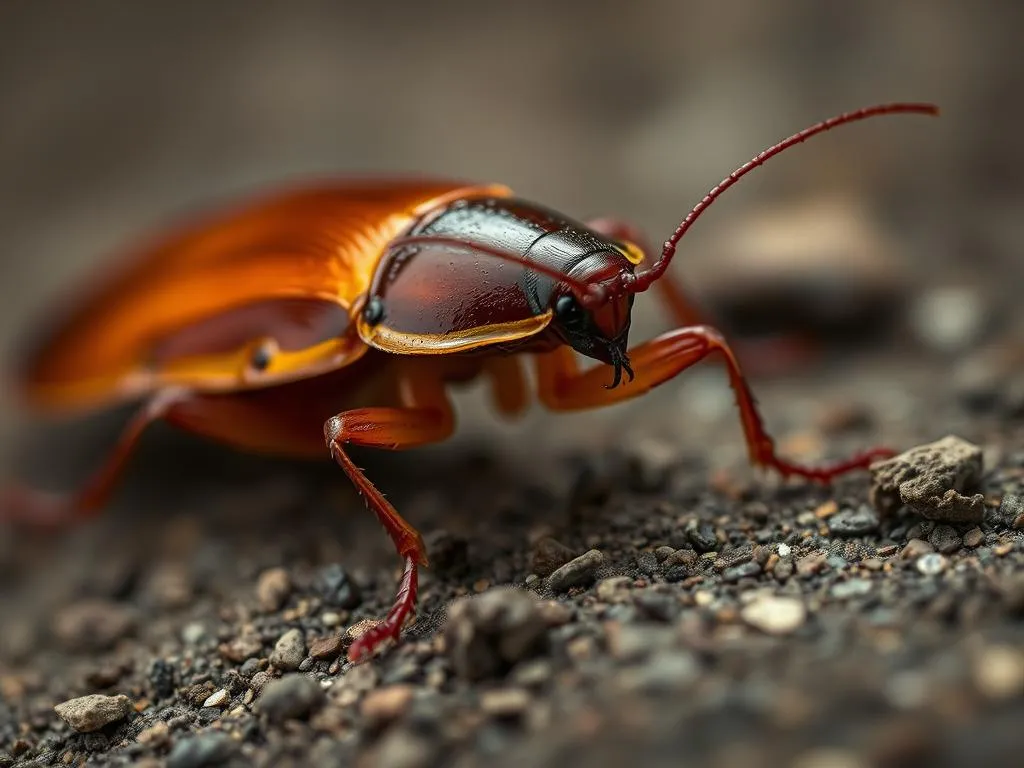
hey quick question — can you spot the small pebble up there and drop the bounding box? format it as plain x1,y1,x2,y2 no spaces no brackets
444,588,548,681
480,687,531,718
270,628,306,671
831,579,873,599
256,674,326,723
218,627,263,663
962,527,985,548
166,732,239,768
1000,494,1024,526
828,506,880,537
972,646,1024,700
777,543,792,557
201,689,229,708
309,634,345,661
361,685,414,724
256,567,292,612
315,564,363,610
900,539,935,560
595,576,633,602
547,549,605,592
796,551,827,577
53,694,133,733
916,553,947,576
928,524,962,554
741,595,807,635
687,523,718,553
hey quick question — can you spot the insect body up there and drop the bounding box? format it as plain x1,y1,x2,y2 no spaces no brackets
3,103,939,662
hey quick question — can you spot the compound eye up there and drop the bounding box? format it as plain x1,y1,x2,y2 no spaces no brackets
555,294,584,324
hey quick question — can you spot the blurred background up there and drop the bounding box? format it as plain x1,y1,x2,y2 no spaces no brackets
0,0,1021,477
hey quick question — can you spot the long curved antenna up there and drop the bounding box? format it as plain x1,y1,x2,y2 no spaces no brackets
388,234,607,306
623,102,941,294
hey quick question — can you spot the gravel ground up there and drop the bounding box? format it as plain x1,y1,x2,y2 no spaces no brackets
1,6,1022,768
1,334,1022,768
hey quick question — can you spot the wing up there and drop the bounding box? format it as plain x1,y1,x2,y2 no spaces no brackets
17,178,512,413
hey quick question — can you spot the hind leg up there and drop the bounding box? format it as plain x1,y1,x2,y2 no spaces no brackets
1,388,190,528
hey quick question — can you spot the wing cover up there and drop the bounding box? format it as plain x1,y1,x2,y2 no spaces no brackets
18,179,511,411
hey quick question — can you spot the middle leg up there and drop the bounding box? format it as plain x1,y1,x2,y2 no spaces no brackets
323,366,455,662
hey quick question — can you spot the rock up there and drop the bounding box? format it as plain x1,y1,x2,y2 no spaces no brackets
530,537,576,577
479,687,531,718
915,553,947,576
53,693,132,733
900,539,935,560
928,524,962,554
972,646,1024,701
741,595,807,635
315,564,362,610
909,286,988,353
218,626,263,663
547,549,604,592
51,599,137,652
831,579,873,599
998,494,1024,526
148,658,177,700
361,685,414,724
687,522,718,553
166,732,239,768
256,674,326,722
796,551,828,577
270,628,306,671
692,197,908,340
202,689,230,708
828,506,880,537
870,435,985,522
309,634,345,661
595,576,634,603
962,527,985,548
256,567,292,612
444,587,548,681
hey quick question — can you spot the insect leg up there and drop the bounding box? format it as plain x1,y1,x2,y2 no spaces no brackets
585,217,819,376
535,327,892,483
1,387,189,528
323,371,454,662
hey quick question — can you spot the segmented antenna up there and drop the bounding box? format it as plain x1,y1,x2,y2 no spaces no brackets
622,102,940,294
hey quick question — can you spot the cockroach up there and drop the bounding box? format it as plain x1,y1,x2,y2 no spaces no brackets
2,102,939,662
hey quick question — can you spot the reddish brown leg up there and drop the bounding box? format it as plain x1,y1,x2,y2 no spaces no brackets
1,388,188,528
323,369,454,662
585,217,818,376
535,326,892,482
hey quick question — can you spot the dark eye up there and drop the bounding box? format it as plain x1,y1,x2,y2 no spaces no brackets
555,294,584,324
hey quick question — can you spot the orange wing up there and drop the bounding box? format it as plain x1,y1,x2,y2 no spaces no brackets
17,178,512,413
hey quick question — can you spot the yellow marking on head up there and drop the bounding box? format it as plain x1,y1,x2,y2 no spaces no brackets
617,239,646,266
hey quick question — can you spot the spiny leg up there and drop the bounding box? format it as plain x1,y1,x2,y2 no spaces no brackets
535,326,892,482
1,388,188,528
585,217,818,376
323,369,454,662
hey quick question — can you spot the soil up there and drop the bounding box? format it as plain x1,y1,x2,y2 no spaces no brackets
1,326,1022,768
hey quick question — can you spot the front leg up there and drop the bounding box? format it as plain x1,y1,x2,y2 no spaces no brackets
586,217,817,376
323,369,454,663
535,326,892,483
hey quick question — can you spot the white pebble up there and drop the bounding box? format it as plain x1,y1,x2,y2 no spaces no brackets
741,595,807,635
